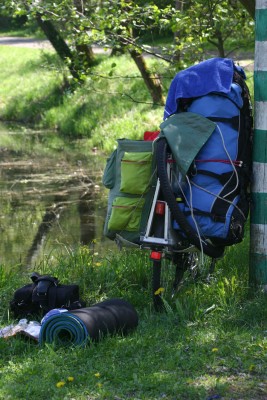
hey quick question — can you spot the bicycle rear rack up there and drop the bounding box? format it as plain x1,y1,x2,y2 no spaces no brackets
140,178,178,248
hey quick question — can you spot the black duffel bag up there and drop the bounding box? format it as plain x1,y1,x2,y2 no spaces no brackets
10,272,85,318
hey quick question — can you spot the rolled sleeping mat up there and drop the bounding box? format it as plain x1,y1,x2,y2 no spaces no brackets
39,298,138,346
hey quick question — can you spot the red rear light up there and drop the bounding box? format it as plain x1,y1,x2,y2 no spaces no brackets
150,251,162,260
155,201,165,215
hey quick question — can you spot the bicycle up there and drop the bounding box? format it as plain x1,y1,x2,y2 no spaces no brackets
140,136,224,311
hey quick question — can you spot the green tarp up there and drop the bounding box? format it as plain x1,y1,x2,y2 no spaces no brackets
160,112,216,176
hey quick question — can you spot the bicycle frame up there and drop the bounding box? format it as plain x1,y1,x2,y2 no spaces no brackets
138,152,197,311
140,152,196,255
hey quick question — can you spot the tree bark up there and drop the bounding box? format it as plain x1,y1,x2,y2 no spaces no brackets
35,13,80,80
238,0,255,18
73,0,95,67
173,0,184,64
76,43,95,68
129,49,165,106
118,0,165,105
208,29,226,58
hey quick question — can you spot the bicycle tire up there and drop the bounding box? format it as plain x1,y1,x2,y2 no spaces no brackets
156,137,224,259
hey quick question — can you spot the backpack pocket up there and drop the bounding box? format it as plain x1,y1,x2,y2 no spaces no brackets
120,152,152,195
102,149,117,189
108,197,145,231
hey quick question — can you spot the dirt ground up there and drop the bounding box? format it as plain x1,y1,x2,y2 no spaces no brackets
0,35,110,54
0,36,53,49
0,35,254,71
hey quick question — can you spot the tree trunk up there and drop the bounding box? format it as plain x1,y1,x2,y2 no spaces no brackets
118,0,165,105
35,13,80,80
76,43,95,68
238,0,255,18
129,49,165,106
73,0,95,66
212,29,225,58
173,0,184,64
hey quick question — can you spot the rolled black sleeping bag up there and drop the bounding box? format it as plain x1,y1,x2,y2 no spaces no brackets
39,298,138,346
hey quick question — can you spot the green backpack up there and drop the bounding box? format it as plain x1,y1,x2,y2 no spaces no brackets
102,139,157,247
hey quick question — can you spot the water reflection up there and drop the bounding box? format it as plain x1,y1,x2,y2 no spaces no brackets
0,125,111,267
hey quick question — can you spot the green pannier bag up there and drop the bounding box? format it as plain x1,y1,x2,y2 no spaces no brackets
102,139,157,246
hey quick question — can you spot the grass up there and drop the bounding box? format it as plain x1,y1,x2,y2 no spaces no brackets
0,45,168,153
0,43,255,154
0,231,267,400
0,48,66,122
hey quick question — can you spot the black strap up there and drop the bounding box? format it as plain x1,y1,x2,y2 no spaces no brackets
196,169,236,185
30,272,41,283
34,276,58,310
233,71,253,174
183,208,226,223
36,279,57,295
188,170,240,220
208,116,239,130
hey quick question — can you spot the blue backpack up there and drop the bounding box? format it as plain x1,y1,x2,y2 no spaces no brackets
159,58,253,253
103,58,253,258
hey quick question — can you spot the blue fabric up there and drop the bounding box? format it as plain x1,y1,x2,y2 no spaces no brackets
39,312,88,347
187,85,241,175
164,58,244,120
171,88,243,240
173,197,239,239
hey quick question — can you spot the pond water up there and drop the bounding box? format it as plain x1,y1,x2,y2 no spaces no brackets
0,123,114,268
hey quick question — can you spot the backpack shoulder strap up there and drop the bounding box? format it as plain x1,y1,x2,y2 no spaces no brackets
233,70,253,178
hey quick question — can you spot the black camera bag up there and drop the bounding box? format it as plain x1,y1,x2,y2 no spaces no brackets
10,272,85,318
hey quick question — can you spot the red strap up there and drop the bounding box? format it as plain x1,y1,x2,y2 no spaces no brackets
195,159,243,167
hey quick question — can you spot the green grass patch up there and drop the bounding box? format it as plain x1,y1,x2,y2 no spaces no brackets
0,46,168,152
0,44,255,154
43,54,165,143
0,232,266,400
0,47,66,124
